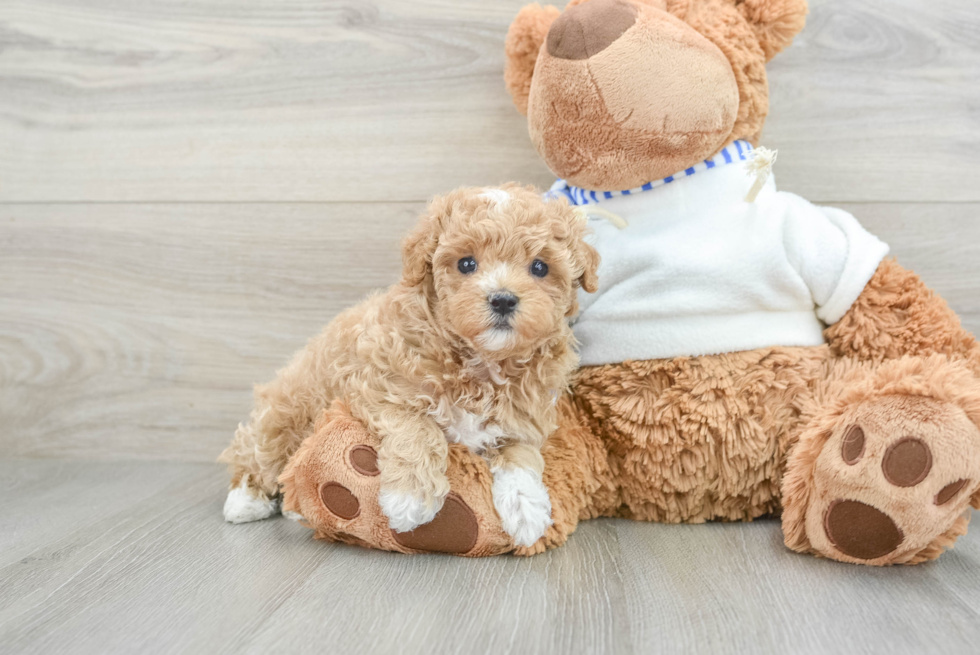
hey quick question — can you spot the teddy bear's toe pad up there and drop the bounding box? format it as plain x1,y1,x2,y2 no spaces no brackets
937,479,971,505
320,482,360,520
881,437,932,487
841,425,865,464
349,445,379,476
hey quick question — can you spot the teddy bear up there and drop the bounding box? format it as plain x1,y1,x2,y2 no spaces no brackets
276,0,980,565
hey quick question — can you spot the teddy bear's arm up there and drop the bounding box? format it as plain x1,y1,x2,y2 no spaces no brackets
825,258,980,373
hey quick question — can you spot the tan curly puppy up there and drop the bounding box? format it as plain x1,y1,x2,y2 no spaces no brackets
219,185,599,546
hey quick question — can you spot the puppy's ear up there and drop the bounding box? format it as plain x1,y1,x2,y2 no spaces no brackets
552,205,601,295
737,0,808,61
562,224,600,317
575,238,601,294
505,3,561,115
401,199,445,287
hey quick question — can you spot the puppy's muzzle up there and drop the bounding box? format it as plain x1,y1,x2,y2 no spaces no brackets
488,292,519,322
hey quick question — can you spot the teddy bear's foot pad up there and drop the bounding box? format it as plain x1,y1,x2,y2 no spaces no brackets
390,493,479,554
800,395,980,565
823,499,904,561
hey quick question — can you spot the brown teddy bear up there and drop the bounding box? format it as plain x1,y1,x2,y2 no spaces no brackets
277,0,980,565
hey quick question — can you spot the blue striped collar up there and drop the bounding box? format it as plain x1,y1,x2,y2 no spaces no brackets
546,140,753,206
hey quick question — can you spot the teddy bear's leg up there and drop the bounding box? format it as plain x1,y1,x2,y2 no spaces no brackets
782,354,980,565
279,398,612,556
826,259,980,373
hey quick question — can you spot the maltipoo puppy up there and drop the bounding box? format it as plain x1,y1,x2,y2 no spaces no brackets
219,185,599,546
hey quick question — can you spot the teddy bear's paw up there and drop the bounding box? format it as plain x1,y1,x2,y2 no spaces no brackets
378,487,446,533
491,467,554,548
802,395,980,565
279,406,515,556
223,480,280,524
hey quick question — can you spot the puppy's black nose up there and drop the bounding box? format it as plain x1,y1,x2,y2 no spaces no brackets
489,292,519,317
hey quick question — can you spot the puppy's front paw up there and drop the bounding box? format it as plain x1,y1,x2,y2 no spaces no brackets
379,488,446,533
491,467,553,548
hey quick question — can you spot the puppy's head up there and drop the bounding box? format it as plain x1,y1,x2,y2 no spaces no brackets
401,185,599,360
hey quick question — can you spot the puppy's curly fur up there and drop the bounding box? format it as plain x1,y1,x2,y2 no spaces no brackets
219,185,599,540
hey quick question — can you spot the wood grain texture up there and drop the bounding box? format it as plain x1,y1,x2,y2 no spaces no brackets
2,201,978,462
2,0,979,651
1,460,980,655
766,0,980,202
1,0,978,203
0,202,421,460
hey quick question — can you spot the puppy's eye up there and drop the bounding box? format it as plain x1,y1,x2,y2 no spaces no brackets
458,257,478,274
530,259,549,278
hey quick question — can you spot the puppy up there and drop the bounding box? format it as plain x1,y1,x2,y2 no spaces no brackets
219,185,599,546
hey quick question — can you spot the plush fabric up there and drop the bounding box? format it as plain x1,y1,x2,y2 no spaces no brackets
546,0,639,60
525,0,740,190
281,402,514,557
781,355,980,565
279,0,980,566
568,145,889,364
283,265,980,565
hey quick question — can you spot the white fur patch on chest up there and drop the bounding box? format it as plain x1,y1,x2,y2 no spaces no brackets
432,402,506,453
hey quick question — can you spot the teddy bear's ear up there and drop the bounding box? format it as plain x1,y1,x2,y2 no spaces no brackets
736,0,809,61
505,3,561,115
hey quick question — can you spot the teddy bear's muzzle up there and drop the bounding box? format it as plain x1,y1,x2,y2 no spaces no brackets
528,0,740,190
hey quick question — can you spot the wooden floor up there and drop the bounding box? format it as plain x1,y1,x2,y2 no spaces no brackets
2,0,980,653
4,459,980,655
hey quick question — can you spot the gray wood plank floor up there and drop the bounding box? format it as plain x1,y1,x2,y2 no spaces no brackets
2,460,980,655
3,0,980,652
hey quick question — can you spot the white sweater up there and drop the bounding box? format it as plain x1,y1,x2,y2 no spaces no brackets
549,142,890,366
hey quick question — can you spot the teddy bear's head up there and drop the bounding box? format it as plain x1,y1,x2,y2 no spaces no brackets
505,0,808,191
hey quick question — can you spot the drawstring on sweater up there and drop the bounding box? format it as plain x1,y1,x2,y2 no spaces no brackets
575,206,628,229
744,146,778,203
